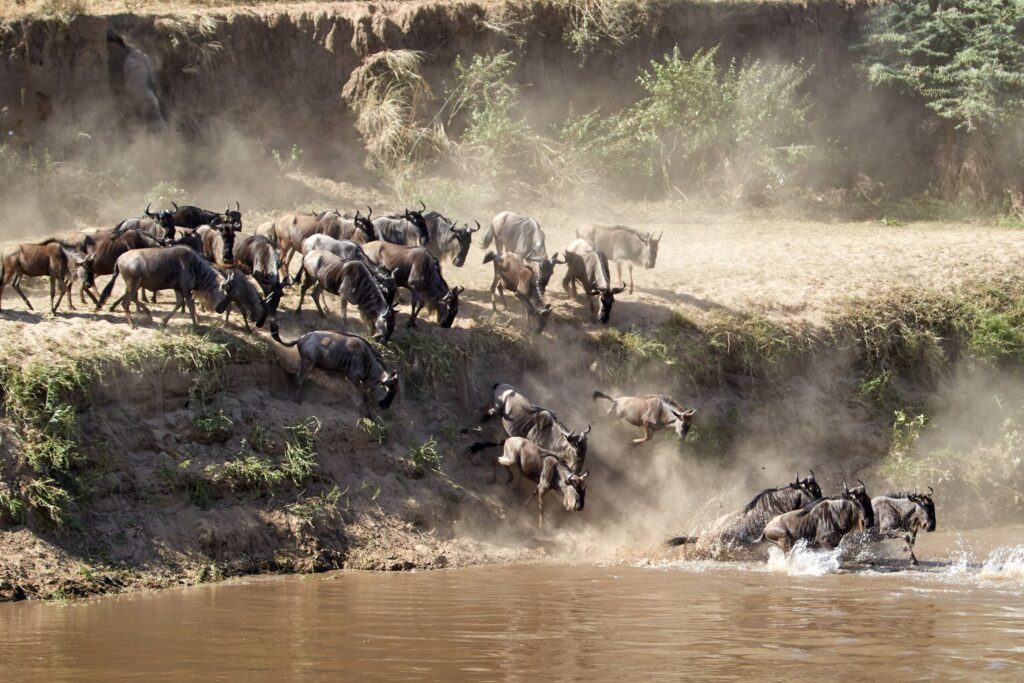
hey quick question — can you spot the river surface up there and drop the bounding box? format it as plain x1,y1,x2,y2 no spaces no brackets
2,529,1023,681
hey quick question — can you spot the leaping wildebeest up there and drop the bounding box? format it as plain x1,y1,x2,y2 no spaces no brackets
371,204,430,247
297,250,396,342
665,473,823,557
480,383,590,475
464,437,588,528
592,391,696,444
362,241,462,328
576,224,661,295
0,240,86,313
96,245,232,328
107,30,165,132
870,488,936,565
269,321,399,412
562,238,625,324
423,210,479,267
760,481,875,554
484,211,561,295
483,250,552,334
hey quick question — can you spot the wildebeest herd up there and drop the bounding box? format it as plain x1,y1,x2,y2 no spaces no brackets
0,200,933,565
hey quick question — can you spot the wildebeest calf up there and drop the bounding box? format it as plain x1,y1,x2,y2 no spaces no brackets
465,437,588,528
0,240,85,314
592,391,696,444
269,321,398,413
562,238,625,324
483,250,552,334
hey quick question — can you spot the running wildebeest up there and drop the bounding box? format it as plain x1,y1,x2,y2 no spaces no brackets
484,211,561,295
231,233,286,313
77,228,165,305
107,30,165,132
483,250,552,334
372,204,430,247
424,210,479,267
269,321,399,412
760,481,875,554
0,240,85,313
592,391,696,444
576,224,661,295
297,250,396,342
464,437,588,528
96,246,230,328
479,383,590,475
665,473,823,557
362,241,462,328
562,238,625,324
870,488,936,565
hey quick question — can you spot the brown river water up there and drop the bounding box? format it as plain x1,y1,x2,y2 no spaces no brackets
2,528,1023,681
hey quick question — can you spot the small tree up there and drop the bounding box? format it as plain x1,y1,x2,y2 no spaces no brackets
862,0,1024,201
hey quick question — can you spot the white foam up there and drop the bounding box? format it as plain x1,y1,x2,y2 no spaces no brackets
980,545,1024,582
766,540,841,576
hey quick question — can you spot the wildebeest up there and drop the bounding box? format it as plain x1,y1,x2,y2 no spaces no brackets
362,241,462,328
424,210,479,266
0,240,85,313
160,202,239,231
277,209,373,277
107,30,165,132
96,246,228,328
665,473,823,556
576,224,661,295
174,224,236,265
231,233,285,313
481,383,590,475
77,228,166,305
269,321,399,412
485,211,561,294
371,204,430,247
483,251,552,334
464,437,588,528
761,481,875,554
562,238,625,324
213,268,273,333
298,250,396,342
299,234,396,303
870,488,936,564
592,391,696,444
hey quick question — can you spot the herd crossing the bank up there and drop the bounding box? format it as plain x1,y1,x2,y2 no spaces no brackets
0,200,935,560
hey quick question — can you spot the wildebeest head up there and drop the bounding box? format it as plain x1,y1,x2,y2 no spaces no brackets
403,202,430,246
450,220,480,267
673,408,698,439
225,201,242,229
378,370,400,409
375,306,397,343
560,423,591,471
71,251,95,290
842,480,874,530
530,253,564,296
214,269,236,315
563,470,588,512
534,304,553,335
593,283,627,324
355,207,376,241
910,487,937,532
211,216,236,262
437,285,464,328
639,231,662,269
795,470,823,499
144,202,177,238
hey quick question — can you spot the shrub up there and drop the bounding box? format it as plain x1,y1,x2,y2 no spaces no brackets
282,417,320,485
358,416,389,444
408,437,443,474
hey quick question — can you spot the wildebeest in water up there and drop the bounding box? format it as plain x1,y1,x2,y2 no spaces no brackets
760,481,875,554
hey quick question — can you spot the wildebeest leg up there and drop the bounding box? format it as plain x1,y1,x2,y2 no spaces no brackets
907,532,919,565
587,294,598,323
185,292,200,327
633,423,654,445
82,286,100,306
536,487,547,528
121,284,139,328
489,273,500,311
407,291,421,328
11,276,34,311
310,285,328,318
350,377,372,417
341,299,349,328
297,277,312,312
161,290,184,327
293,355,315,403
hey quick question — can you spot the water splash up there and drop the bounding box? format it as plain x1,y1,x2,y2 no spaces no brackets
766,540,841,576
980,546,1024,582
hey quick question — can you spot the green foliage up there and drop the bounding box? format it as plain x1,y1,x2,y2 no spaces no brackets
863,0,1024,132
191,409,233,444
209,455,284,492
593,328,675,383
358,416,389,444
282,417,320,485
563,0,645,59
408,436,443,474
968,307,1024,365
564,46,813,198
24,478,73,525
858,368,898,410
378,330,453,394
287,485,342,529
0,482,26,523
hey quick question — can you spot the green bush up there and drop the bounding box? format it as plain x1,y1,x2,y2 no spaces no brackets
282,417,320,485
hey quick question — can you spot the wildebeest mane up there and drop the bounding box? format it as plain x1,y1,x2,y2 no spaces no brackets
742,485,795,513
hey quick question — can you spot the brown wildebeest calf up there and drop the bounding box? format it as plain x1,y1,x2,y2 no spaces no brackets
483,250,552,334
0,240,85,313
592,391,696,444
269,321,399,412
464,437,588,528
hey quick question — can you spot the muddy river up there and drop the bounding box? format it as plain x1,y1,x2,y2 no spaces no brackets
1,529,1022,680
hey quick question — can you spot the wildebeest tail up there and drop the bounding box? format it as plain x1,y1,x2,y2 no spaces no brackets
106,30,127,48
480,224,495,249
96,263,120,309
664,535,696,547
482,250,497,265
269,320,299,347
464,440,504,456
592,391,614,403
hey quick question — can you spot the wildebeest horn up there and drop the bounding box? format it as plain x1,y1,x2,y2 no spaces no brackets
172,201,179,210
795,472,799,484
235,201,240,212
471,220,481,233
419,200,426,211
581,424,591,436
809,468,815,479
927,485,934,495
145,202,154,216
857,478,865,489
367,206,373,220
842,481,849,495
